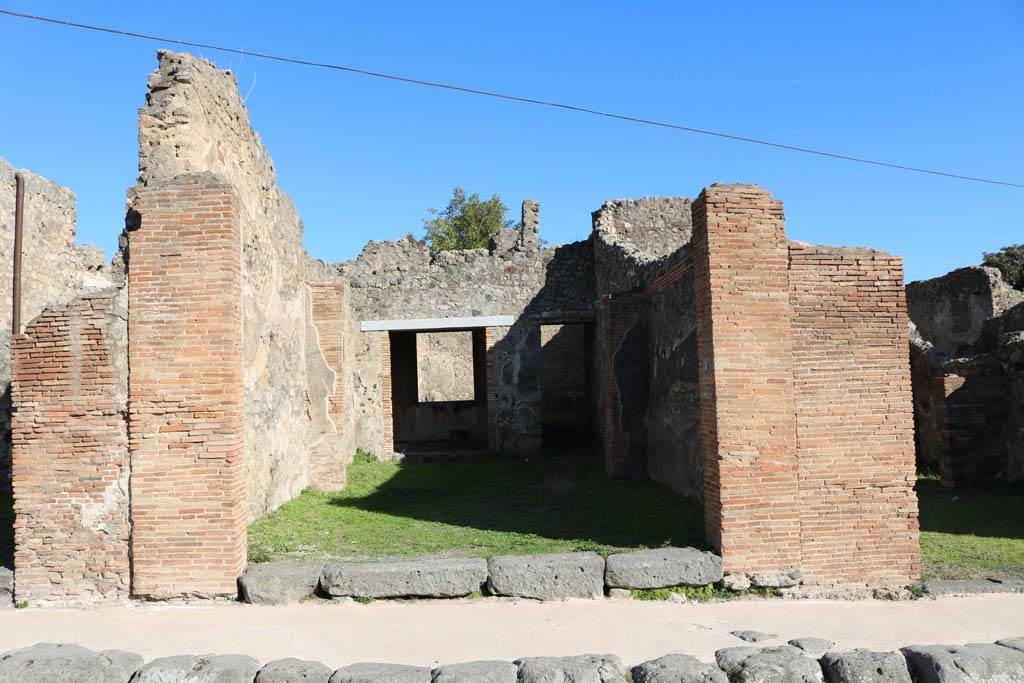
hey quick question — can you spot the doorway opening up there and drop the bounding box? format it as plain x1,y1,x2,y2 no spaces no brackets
540,322,596,449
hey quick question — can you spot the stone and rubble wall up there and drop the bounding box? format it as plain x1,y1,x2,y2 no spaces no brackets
906,267,1024,486
10,288,129,606
0,157,112,489
136,50,343,519
645,248,701,495
788,243,920,586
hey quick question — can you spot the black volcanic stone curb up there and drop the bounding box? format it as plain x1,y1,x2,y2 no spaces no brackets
3,639,1024,683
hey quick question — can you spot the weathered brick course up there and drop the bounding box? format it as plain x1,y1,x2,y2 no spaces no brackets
127,174,246,598
10,288,129,605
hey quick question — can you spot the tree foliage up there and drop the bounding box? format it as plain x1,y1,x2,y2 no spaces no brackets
423,187,516,256
983,244,1024,291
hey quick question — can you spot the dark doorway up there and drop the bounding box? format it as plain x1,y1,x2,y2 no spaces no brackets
539,322,595,448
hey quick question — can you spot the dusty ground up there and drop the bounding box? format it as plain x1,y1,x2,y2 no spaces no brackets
1,595,1022,669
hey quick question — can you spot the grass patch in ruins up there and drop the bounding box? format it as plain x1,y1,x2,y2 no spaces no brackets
631,585,778,602
248,415,705,563
917,474,1024,580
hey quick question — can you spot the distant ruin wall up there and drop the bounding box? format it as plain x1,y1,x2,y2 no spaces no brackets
789,243,920,586
10,288,129,605
0,157,111,489
137,50,339,519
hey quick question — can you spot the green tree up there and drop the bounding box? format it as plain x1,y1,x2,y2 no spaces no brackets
983,244,1024,290
423,187,516,256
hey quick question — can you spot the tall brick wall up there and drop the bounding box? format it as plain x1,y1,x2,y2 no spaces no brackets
10,288,129,605
309,283,348,490
788,243,920,585
127,175,246,599
692,184,801,573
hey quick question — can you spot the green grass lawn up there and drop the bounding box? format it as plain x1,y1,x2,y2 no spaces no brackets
917,474,1024,580
248,424,706,563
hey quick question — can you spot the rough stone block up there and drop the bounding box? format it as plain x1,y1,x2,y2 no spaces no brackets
722,574,751,592
321,558,487,598
432,660,518,683
749,571,804,589
604,548,723,589
634,654,729,683
330,662,433,683
715,646,823,683
487,553,605,600
0,643,142,683
132,654,261,682
732,631,777,644
901,644,1024,683
788,639,833,657
999,639,1024,653
516,655,630,683
239,561,325,605
820,650,912,683
257,657,333,682
0,568,11,608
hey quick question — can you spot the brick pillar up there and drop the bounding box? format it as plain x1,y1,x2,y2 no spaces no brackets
128,175,246,599
10,290,130,605
309,283,347,490
692,184,800,573
379,331,395,458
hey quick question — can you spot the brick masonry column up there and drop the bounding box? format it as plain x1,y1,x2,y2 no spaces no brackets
128,174,246,599
379,331,394,458
309,283,347,490
484,327,498,452
692,183,801,573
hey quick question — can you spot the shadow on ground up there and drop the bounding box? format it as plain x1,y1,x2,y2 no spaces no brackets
916,476,1024,580
331,412,705,551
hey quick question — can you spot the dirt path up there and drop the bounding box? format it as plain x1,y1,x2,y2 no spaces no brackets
1,595,1022,668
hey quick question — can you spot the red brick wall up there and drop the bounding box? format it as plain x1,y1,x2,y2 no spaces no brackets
789,244,920,585
692,184,801,573
10,289,130,605
309,283,348,490
485,327,499,452
128,175,246,598
379,331,395,458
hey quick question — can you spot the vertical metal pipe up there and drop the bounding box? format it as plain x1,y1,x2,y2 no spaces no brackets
12,172,24,335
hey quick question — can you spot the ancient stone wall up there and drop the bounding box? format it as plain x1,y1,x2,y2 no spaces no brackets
127,175,246,599
907,266,1024,486
645,248,701,495
10,288,129,605
136,51,340,519
0,157,111,489
788,243,919,586
539,324,587,411
417,332,475,402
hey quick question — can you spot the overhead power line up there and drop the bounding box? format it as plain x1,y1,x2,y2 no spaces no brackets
2,8,1022,190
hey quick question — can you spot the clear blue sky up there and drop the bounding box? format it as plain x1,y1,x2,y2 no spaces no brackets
1,1,1022,282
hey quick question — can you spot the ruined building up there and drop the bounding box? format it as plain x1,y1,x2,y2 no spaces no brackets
907,266,1024,487
2,51,919,605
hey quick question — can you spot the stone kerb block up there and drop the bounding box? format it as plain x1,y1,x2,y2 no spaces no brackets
516,655,630,683
432,660,519,683
634,654,729,683
0,643,143,683
715,646,824,683
487,552,605,600
238,561,325,605
330,662,433,683
320,558,487,599
605,547,723,590
257,658,333,683
132,654,261,683
820,650,912,683
901,644,1024,683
